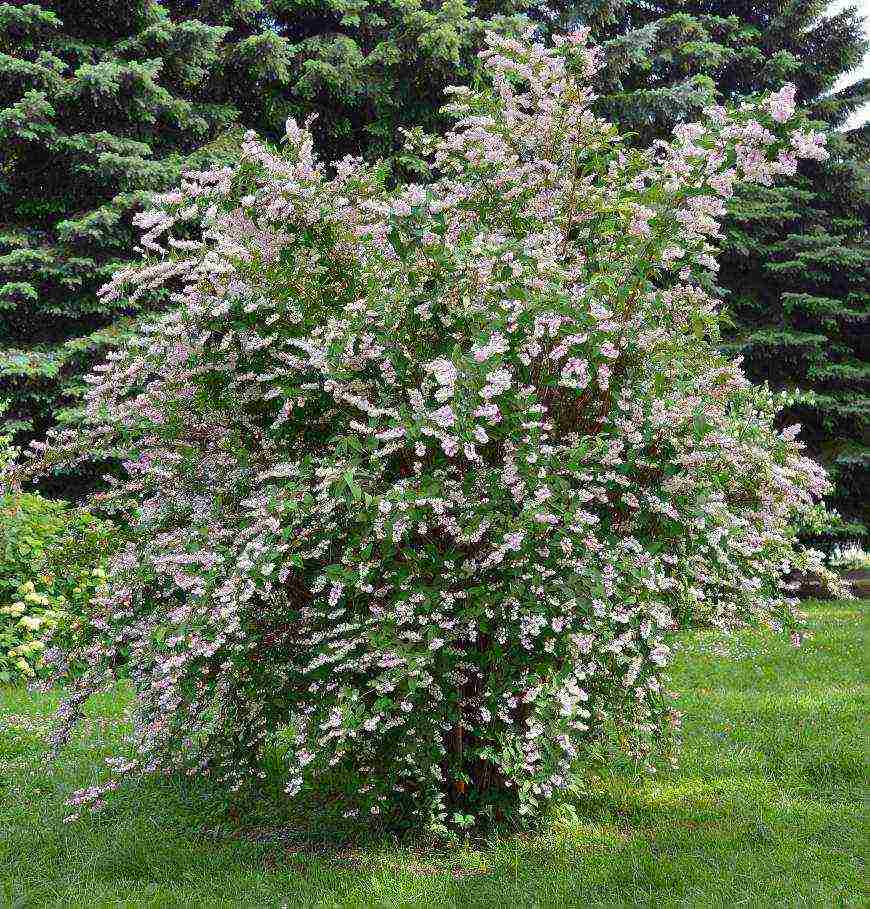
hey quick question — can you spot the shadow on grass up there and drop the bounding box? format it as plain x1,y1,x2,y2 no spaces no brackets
1,599,866,906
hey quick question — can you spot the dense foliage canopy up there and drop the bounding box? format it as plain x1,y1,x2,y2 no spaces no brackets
0,0,532,486
20,32,841,828
4,2,866,537
0,0,246,489
161,0,535,162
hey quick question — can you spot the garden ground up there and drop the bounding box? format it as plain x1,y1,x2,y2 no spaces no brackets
1,599,866,908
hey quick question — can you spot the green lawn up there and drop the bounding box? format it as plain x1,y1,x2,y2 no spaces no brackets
1,600,866,908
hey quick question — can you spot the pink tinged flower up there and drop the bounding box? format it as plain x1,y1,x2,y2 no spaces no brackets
566,27,591,44
431,405,455,428
406,184,427,205
504,531,525,551
488,367,511,386
427,357,458,387
709,172,734,200
561,357,589,382
473,332,509,362
649,644,670,666
474,403,501,423
441,437,459,457
628,205,655,237
774,151,798,176
790,129,828,161
481,367,512,399
463,442,479,461
769,83,796,123
629,217,652,237
703,104,728,124
328,584,344,607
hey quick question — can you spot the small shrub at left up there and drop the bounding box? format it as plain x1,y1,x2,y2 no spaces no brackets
1,430,116,681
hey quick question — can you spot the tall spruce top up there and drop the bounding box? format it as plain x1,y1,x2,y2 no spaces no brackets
0,1,241,463
571,0,869,540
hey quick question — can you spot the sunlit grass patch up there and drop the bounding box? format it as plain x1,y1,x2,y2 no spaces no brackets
1,599,866,907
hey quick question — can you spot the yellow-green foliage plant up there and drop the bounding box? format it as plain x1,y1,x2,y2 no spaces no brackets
0,492,115,682
1,421,116,681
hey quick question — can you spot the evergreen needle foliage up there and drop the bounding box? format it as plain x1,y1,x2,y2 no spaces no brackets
0,0,537,494
161,0,535,163
0,0,249,491
558,0,870,539
6,3,865,533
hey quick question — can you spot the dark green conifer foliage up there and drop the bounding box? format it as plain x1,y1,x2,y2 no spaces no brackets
560,1,869,538
722,127,869,540
4,1,866,534
0,0,245,488
161,1,532,161
1,1,532,494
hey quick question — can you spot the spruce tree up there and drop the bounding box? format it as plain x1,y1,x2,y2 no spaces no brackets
6,1,866,531
2,1,533,494
722,126,869,541
562,0,869,539
161,1,533,161
0,0,242,486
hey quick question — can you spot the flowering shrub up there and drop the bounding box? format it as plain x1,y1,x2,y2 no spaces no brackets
22,31,841,826
0,492,69,680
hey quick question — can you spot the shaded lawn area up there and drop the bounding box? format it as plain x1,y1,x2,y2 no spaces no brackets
1,600,866,908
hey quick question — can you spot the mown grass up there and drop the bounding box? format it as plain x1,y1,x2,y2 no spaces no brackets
1,599,866,907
